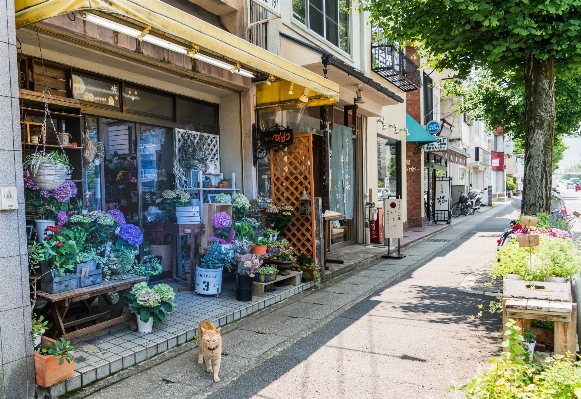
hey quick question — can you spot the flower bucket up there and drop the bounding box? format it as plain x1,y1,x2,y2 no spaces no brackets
252,245,267,255
34,336,75,388
195,266,223,296
136,314,154,333
35,219,55,243
236,273,254,301
524,340,536,361
30,164,69,191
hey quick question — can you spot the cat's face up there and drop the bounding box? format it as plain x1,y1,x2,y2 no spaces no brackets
202,327,222,350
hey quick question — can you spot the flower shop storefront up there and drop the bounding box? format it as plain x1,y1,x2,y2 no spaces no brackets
12,0,341,394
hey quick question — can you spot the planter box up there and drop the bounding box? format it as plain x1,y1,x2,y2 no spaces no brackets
78,263,102,288
41,262,79,294
34,336,75,388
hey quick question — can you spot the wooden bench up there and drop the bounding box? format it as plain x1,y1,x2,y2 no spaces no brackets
503,279,577,356
37,275,146,339
252,270,302,297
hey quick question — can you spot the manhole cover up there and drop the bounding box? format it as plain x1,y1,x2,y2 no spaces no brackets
424,238,451,242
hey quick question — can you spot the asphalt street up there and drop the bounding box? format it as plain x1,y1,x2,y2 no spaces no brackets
76,204,516,399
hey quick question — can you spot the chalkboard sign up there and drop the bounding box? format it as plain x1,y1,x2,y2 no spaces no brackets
261,128,293,147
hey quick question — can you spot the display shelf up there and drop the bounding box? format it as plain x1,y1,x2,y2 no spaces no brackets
23,143,83,149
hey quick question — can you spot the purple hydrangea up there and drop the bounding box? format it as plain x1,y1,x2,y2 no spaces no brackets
23,170,39,190
106,209,126,225
56,211,68,225
51,180,78,202
118,223,143,247
212,212,232,229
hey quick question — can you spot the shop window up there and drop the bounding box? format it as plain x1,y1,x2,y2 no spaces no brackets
84,116,102,211
123,86,174,119
177,98,219,135
423,72,434,125
378,138,399,199
292,0,351,53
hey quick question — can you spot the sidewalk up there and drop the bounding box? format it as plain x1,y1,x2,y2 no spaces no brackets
38,204,507,398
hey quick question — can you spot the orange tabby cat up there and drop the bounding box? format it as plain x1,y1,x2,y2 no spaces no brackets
197,320,222,382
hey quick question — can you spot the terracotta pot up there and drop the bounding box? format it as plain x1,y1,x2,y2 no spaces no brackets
252,245,267,255
34,336,75,388
272,260,294,276
221,181,229,188
302,267,321,282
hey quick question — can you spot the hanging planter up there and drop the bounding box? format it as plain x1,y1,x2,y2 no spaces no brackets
28,162,69,191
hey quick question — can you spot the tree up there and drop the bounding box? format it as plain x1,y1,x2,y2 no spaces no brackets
441,69,581,172
360,0,581,214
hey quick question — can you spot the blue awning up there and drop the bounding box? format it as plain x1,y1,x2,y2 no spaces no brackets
406,113,437,143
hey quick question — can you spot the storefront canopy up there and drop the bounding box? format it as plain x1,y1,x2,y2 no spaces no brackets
405,113,437,144
15,0,340,108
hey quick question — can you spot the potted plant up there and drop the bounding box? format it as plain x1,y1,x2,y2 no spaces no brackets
252,237,270,255
210,212,235,258
264,228,279,242
522,329,536,361
24,151,70,191
196,243,232,296
214,193,232,203
31,313,48,349
218,178,230,188
155,189,191,222
296,254,320,282
123,282,176,333
265,204,295,233
39,225,80,294
34,336,75,388
256,193,271,208
255,265,277,283
233,220,257,243
232,194,251,220
236,255,262,301
76,249,105,288
272,245,297,276
128,255,163,282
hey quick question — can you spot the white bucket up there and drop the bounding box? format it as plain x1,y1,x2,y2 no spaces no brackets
35,220,55,242
195,266,223,296
136,315,154,333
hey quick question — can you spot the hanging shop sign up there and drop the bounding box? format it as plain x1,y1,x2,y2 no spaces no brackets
260,127,293,147
426,120,441,135
433,177,451,223
424,136,448,152
72,74,119,107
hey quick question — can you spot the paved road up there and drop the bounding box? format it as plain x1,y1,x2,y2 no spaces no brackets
79,205,511,399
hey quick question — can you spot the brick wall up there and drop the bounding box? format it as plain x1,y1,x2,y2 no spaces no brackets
405,45,424,230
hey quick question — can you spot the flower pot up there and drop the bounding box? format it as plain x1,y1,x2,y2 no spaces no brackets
41,262,79,294
272,260,294,276
258,273,271,283
236,273,254,301
195,266,223,296
149,244,173,271
524,340,536,361
136,314,154,333
33,333,43,349
545,277,567,283
252,245,267,255
35,219,55,243
270,272,278,281
34,336,75,388
504,274,523,280
302,267,321,282
30,163,69,191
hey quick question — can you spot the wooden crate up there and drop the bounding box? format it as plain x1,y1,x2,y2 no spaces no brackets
252,270,302,297
201,203,232,248
503,279,572,302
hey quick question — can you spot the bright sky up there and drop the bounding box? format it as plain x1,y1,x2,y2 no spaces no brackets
557,137,581,173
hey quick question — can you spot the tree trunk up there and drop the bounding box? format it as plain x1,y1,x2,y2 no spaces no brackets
522,55,555,215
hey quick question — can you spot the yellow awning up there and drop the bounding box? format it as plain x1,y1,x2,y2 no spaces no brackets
15,0,339,107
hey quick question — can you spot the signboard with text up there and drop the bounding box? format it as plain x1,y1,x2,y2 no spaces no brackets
427,120,441,134
72,74,119,107
434,177,452,223
424,136,448,152
383,198,403,239
261,128,293,147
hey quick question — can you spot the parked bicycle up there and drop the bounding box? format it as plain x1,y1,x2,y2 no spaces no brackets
451,192,474,217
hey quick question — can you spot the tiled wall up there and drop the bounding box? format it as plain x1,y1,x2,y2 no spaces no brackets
0,1,35,398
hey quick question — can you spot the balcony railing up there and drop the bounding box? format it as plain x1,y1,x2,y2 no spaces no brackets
475,147,490,165
371,44,421,92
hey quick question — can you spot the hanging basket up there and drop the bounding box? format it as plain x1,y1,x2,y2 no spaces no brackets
29,164,69,191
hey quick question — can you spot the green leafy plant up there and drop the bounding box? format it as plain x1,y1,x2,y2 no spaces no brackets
523,329,536,343
254,237,271,246
200,243,232,271
28,242,45,271
129,255,163,277
257,265,277,275
123,282,175,324
40,337,75,365
233,221,256,242
110,248,137,277
232,194,250,220
31,313,48,337
40,225,79,275
24,152,69,175
214,193,232,203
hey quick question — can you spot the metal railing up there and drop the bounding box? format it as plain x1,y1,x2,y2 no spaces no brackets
371,44,421,92
475,147,490,165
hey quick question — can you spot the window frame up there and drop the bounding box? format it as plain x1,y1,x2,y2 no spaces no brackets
292,0,351,54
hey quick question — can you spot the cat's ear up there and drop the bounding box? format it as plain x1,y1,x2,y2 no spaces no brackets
215,327,221,333
201,327,207,334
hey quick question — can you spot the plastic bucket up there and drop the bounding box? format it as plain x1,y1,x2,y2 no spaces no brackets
236,273,254,301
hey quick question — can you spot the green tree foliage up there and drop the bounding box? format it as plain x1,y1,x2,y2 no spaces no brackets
360,0,581,215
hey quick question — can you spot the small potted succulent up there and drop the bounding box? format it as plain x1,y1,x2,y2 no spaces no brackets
255,265,278,283
34,336,75,388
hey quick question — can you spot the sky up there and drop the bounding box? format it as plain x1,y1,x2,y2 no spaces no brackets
557,137,581,174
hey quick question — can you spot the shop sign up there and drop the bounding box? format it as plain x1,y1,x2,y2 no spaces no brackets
424,136,448,152
383,199,403,239
261,128,293,147
427,120,441,134
72,74,119,107
434,180,450,212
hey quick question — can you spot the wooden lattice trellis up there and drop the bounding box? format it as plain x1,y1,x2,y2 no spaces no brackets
270,134,316,262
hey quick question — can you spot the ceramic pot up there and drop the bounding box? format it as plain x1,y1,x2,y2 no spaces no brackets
252,245,267,255
35,220,55,242
258,273,271,283
136,315,154,333
34,336,75,388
